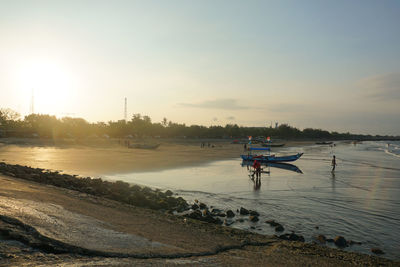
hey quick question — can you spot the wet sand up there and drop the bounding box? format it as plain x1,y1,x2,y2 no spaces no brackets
0,174,396,266
0,138,312,176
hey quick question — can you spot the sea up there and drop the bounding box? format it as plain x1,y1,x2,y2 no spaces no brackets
106,141,400,260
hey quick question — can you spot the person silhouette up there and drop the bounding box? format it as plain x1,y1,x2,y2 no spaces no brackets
331,155,337,172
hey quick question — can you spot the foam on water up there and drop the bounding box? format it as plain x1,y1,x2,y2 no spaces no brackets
106,141,400,260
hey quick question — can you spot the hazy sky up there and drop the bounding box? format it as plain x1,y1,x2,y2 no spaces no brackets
1,0,399,135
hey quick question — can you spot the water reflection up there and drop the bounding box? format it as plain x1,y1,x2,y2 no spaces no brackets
241,160,303,174
241,160,302,191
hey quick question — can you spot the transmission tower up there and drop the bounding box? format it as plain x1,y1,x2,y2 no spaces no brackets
124,97,127,121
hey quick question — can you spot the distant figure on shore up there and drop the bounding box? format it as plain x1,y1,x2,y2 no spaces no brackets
331,155,337,172
244,143,247,151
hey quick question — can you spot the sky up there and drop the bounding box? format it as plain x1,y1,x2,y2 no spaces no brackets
0,0,399,135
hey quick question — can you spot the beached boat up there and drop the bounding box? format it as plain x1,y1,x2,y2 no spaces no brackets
261,143,285,147
129,143,160,149
240,147,303,163
315,141,333,145
241,153,303,163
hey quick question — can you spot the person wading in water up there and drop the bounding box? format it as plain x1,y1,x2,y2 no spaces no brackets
331,155,337,172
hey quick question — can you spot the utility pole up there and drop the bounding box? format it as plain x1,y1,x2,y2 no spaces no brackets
30,89,34,114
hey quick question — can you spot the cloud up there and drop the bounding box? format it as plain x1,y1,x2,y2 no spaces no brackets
267,103,313,113
358,73,400,100
178,98,251,110
226,116,235,120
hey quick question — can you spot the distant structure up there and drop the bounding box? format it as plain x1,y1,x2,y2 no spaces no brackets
124,97,127,121
275,122,279,129
30,89,34,114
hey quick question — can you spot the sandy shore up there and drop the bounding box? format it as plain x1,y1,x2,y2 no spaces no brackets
0,174,397,266
0,138,312,176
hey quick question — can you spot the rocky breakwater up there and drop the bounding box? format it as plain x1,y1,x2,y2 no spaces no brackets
0,162,188,212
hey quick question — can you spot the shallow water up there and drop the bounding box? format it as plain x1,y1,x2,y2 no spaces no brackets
106,141,400,260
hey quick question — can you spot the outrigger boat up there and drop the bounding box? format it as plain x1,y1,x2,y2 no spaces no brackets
240,147,303,163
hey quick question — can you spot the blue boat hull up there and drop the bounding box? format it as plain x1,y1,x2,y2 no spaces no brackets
240,153,303,163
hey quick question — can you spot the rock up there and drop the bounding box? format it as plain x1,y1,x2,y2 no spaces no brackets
199,202,207,209
249,210,260,216
265,220,279,227
202,209,210,216
275,224,284,232
191,203,199,210
240,207,249,215
250,226,256,229
186,210,202,220
249,215,259,222
348,240,362,246
226,210,235,218
211,208,222,213
224,219,234,226
279,233,305,242
333,236,347,248
203,215,223,225
238,219,244,223
326,238,334,243
371,248,384,255
317,234,326,244
165,190,173,197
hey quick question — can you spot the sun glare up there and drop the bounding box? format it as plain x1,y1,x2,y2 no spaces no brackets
17,60,76,116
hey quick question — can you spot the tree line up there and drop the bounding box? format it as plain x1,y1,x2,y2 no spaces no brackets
0,108,397,140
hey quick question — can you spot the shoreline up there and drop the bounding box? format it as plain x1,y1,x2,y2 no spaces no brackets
0,162,398,266
0,138,314,176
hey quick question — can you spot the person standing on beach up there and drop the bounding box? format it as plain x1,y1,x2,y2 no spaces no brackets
331,155,337,172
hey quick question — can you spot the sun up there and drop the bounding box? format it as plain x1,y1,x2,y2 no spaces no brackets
17,59,76,116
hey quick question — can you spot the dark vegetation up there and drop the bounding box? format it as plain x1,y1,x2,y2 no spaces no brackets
0,108,398,140
0,162,188,212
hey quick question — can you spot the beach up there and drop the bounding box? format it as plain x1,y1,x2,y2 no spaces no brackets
0,138,312,176
0,138,399,266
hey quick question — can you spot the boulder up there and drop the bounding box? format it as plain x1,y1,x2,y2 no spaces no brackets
202,209,210,217
165,190,173,197
317,234,326,244
249,210,260,216
279,233,305,242
249,215,259,222
333,236,347,248
199,202,207,209
371,248,384,255
226,210,235,218
211,208,222,213
187,210,202,220
240,207,250,215
191,203,199,210
275,224,284,232
265,220,279,227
